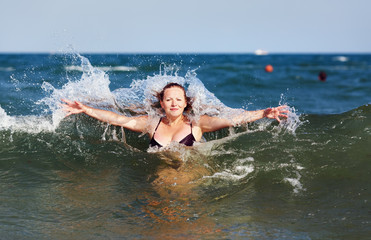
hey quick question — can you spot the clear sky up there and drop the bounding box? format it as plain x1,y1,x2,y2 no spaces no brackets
1,0,370,53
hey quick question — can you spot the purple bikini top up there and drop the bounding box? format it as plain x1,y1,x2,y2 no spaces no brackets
149,118,196,148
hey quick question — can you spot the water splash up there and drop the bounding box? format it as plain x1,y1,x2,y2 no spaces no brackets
274,93,303,136
203,157,255,182
38,54,117,129
65,65,137,72
1,54,302,141
113,63,242,123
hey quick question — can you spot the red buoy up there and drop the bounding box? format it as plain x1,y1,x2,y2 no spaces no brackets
318,71,327,82
265,64,273,72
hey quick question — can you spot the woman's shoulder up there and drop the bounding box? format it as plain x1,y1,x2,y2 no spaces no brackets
189,116,203,141
191,115,211,125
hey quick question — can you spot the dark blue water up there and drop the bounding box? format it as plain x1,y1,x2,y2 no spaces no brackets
0,53,370,239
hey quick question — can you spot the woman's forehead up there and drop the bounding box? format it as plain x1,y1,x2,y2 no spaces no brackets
163,87,185,97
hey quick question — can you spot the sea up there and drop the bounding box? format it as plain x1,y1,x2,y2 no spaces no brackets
0,53,370,239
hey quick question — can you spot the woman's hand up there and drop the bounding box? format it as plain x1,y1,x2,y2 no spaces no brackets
263,105,289,122
61,99,87,117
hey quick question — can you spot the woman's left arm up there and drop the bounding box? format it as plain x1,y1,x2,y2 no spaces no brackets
198,106,289,133
233,105,289,124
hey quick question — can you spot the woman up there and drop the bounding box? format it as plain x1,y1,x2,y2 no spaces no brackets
61,82,289,149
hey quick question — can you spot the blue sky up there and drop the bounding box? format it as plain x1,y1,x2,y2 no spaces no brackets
1,0,370,53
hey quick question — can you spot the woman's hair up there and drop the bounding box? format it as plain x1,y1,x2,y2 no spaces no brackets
155,82,192,113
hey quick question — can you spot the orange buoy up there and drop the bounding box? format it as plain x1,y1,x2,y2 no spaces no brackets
265,64,273,72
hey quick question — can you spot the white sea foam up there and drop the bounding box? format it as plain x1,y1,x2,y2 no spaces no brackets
284,171,306,194
204,157,255,181
284,177,304,194
0,106,12,129
0,105,55,133
65,65,137,72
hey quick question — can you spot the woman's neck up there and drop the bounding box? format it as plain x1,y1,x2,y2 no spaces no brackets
164,115,184,126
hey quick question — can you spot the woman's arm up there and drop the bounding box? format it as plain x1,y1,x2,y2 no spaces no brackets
61,99,148,133
232,106,289,124
198,106,289,133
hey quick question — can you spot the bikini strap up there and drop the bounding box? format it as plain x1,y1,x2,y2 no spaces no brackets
154,118,162,132
190,122,192,134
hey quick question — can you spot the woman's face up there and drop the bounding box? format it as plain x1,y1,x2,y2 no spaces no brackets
160,86,187,118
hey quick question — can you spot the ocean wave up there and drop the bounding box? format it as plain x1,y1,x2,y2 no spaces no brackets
0,104,369,198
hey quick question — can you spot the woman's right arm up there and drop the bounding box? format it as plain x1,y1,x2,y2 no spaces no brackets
61,99,148,133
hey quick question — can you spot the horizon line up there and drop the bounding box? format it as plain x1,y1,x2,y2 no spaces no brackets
1,50,371,55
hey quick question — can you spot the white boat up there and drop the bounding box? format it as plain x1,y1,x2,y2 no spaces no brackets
254,49,269,55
